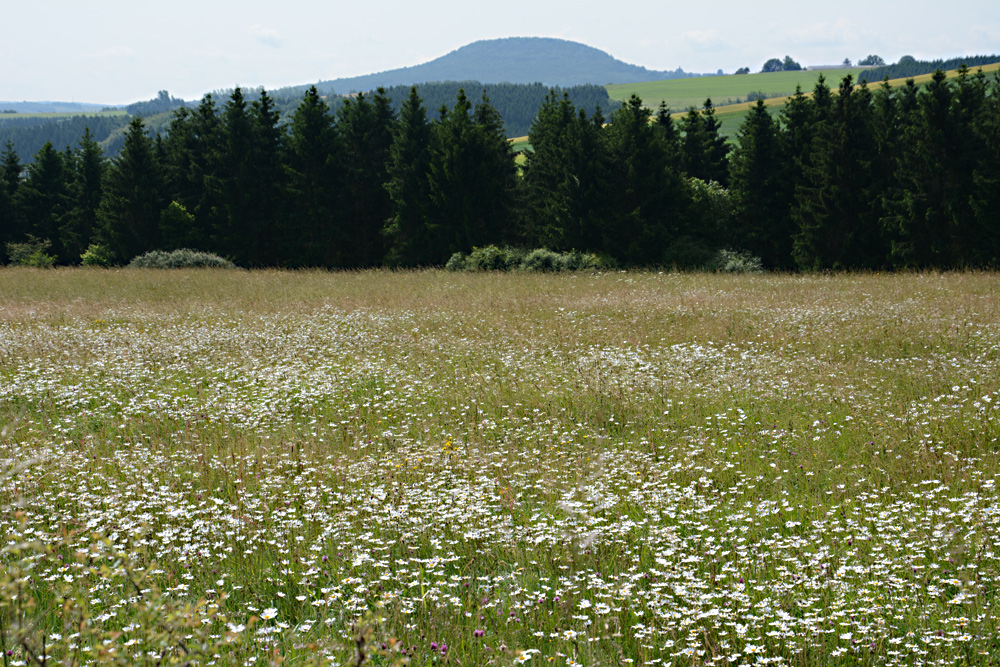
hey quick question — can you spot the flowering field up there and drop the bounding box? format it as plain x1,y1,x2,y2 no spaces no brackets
1,269,999,666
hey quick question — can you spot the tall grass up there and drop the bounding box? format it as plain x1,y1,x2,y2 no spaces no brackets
1,268,999,665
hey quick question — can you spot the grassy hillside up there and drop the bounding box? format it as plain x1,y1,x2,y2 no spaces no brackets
709,60,1000,139
605,61,1000,142
606,68,860,112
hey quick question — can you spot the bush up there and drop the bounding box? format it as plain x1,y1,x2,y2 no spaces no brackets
445,252,468,271
5,236,56,267
446,247,609,273
80,243,116,267
465,245,525,271
520,248,561,272
128,248,235,269
711,249,764,273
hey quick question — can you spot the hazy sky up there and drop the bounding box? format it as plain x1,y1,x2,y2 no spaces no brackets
2,0,998,104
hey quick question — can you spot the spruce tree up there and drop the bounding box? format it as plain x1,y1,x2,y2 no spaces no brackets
384,87,434,266
0,142,20,262
247,89,286,266
792,76,885,269
884,70,958,267
96,118,164,263
729,100,794,268
426,90,517,259
15,142,70,262
522,91,582,249
337,89,397,266
970,72,1000,266
472,91,518,246
61,128,106,262
284,86,340,267
604,94,687,264
680,99,730,186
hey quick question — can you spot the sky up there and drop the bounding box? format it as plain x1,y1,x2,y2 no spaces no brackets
1,0,998,105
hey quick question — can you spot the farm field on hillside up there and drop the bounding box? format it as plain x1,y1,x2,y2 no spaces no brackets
2,269,999,666
605,69,860,114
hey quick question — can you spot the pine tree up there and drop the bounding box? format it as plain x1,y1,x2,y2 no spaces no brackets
247,89,286,266
885,70,960,267
160,96,223,251
60,128,106,262
426,90,517,259
384,87,434,266
523,92,611,252
680,99,730,186
96,118,164,263
337,89,397,266
0,142,20,262
472,91,518,246
970,71,1000,266
604,94,687,264
14,142,70,262
792,76,885,269
284,86,340,267
522,91,582,249
729,100,794,268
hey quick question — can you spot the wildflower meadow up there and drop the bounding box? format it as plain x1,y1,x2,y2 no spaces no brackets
1,268,998,666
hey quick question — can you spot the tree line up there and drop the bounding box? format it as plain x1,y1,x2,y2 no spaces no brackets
1,68,998,270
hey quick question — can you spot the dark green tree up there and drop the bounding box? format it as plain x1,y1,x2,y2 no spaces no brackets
426,90,517,259
792,76,885,269
0,142,20,262
160,95,223,251
603,94,687,264
383,87,434,266
60,128,106,262
96,118,164,263
680,100,729,186
729,100,794,268
522,91,611,251
284,86,340,267
14,142,70,261
882,70,970,267
211,87,284,265
337,89,397,266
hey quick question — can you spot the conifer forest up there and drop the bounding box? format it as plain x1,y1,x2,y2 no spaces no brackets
1,67,999,271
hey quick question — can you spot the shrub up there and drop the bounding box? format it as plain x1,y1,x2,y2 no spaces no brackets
520,248,562,272
5,236,56,268
128,248,235,269
711,249,764,273
447,247,608,272
465,245,525,271
445,252,468,271
80,243,116,267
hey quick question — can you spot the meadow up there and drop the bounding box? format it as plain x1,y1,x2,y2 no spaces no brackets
605,69,860,116
1,268,999,666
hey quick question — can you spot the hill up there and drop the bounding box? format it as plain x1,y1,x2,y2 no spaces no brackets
606,68,861,114
0,101,114,114
707,61,1000,140
312,37,705,94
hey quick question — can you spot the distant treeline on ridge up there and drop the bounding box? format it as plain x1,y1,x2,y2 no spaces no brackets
1,67,999,272
0,83,617,161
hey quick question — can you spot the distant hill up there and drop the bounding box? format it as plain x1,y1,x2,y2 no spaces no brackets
312,37,705,94
0,101,114,113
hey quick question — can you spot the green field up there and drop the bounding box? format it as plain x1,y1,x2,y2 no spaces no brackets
606,68,861,114
2,268,1000,666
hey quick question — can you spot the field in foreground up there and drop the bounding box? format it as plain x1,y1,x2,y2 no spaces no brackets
2,268,999,666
